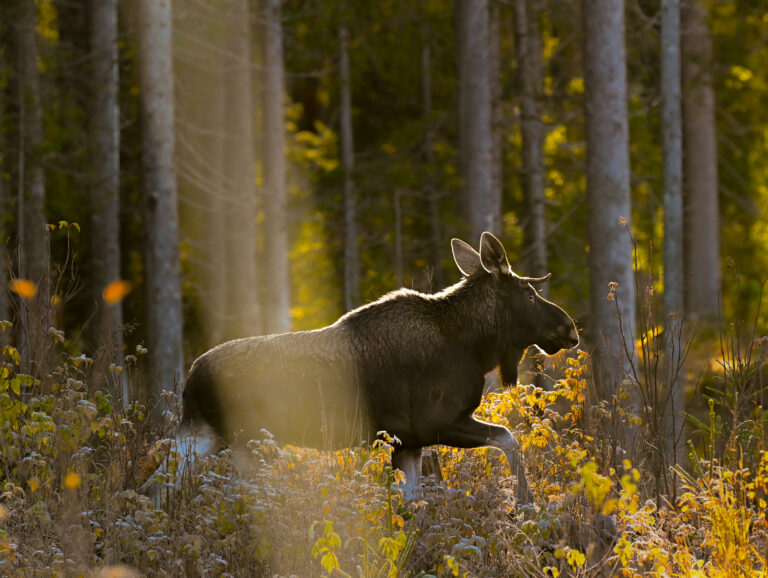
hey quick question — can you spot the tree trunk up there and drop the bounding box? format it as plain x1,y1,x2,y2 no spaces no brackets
207,27,229,348
90,0,125,395
339,26,360,311
262,0,291,334
0,51,8,327
682,0,720,323
489,0,503,233
138,0,185,402
661,0,684,461
514,0,548,284
224,0,261,338
173,0,229,349
583,0,636,388
420,18,444,290
16,0,48,284
455,0,498,240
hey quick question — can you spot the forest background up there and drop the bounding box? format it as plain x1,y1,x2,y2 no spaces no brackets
0,0,768,576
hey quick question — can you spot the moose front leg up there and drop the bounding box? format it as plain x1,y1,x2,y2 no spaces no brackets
438,418,533,504
391,447,423,499
499,347,525,387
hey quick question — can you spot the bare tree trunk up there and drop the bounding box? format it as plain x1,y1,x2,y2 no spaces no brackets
0,53,8,326
16,0,48,284
262,0,291,334
583,0,636,388
138,0,184,401
455,0,498,240
207,35,229,347
682,0,720,323
174,0,229,349
489,0,503,231
514,0,548,283
662,0,683,322
339,26,359,310
661,0,684,461
224,0,261,338
420,18,444,290
90,0,125,395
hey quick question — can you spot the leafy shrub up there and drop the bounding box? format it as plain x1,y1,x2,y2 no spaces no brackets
0,319,766,576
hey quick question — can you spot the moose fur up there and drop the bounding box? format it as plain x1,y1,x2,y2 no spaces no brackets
144,232,579,503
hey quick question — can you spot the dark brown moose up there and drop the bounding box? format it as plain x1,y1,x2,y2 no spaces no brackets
148,232,579,503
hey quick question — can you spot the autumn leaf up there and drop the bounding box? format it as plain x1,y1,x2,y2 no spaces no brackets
64,472,82,490
9,279,37,300
103,280,133,304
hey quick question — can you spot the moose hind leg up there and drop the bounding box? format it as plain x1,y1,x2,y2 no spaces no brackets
438,418,533,504
392,447,423,499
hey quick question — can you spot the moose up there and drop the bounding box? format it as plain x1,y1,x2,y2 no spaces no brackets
144,232,579,503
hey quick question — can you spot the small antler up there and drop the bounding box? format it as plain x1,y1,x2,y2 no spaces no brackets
518,273,551,287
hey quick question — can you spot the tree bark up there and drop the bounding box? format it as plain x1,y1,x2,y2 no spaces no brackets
420,18,444,290
339,26,360,310
583,0,636,387
455,0,498,241
16,0,48,284
514,0,548,284
661,0,685,466
90,0,125,387
489,0,503,234
0,50,8,326
662,0,683,322
207,16,229,348
224,0,261,338
262,0,291,334
138,0,185,401
682,0,720,323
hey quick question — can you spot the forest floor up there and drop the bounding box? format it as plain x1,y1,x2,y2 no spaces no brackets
0,340,767,576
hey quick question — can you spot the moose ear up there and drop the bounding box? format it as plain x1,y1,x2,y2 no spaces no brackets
479,232,511,277
451,238,483,276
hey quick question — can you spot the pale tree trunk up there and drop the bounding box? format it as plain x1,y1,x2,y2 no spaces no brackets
661,0,684,459
339,26,359,310
207,25,229,347
138,0,185,402
455,0,498,240
174,0,229,348
262,0,291,334
682,0,720,323
90,0,125,396
0,55,8,326
583,0,636,389
16,0,48,285
224,0,261,337
514,0,548,284
420,18,444,290
489,0,503,229
15,0,50,372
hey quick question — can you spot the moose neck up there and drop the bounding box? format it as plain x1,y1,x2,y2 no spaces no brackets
437,275,504,374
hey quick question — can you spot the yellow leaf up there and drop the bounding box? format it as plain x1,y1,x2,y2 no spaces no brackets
103,281,133,304
602,498,618,515
64,472,82,490
10,279,37,300
29,477,41,493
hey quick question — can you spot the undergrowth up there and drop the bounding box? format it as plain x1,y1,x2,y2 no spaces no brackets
0,327,766,576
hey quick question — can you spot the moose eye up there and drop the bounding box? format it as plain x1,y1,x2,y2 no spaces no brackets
528,292,535,303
